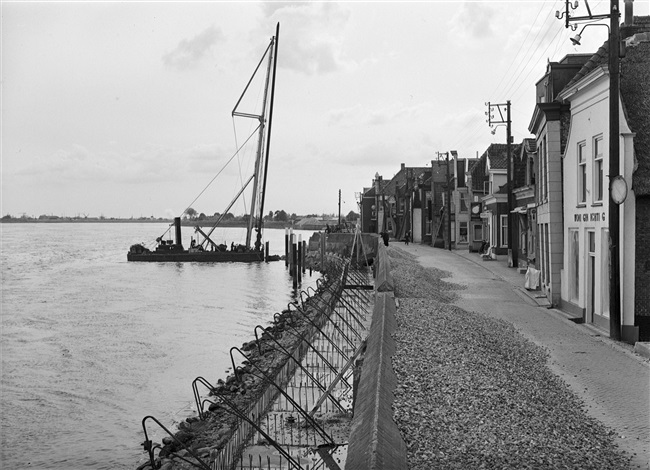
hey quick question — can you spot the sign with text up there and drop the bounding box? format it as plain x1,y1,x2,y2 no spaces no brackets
573,212,606,223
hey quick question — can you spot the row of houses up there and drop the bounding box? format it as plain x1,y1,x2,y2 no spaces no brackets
359,12,649,344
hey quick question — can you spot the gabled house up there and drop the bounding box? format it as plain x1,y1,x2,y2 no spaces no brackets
429,159,453,248
528,53,592,306
467,154,489,251
386,164,430,243
450,154,480,249
471,144,512,256
557,14,650,342
512,139,537,269
360,175,390,234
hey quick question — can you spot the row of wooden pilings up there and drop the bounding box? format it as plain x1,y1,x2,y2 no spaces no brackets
284,228,308,288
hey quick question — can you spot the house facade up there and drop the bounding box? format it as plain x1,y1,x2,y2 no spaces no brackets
512,139,537,268
557,17,650,342
469,145,511,255
528,54,592,305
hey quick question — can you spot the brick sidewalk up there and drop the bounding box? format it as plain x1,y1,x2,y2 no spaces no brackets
393,242,650,469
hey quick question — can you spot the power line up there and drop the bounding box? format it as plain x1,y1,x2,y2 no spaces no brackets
498,3,563,99
493,0,554,99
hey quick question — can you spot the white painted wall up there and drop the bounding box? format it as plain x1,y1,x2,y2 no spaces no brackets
560,68,634,327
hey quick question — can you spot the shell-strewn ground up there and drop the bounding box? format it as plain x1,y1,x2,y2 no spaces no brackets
388,248,630,469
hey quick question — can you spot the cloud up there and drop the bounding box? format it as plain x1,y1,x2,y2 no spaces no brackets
449,1,498,45
163,25,224,70
12,142,238,186
327,102,434,127
259,2,352,75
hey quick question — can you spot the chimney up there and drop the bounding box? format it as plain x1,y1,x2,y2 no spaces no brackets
401,163,405,171
624,0,634,26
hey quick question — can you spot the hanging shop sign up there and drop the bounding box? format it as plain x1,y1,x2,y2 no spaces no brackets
471,202,482,220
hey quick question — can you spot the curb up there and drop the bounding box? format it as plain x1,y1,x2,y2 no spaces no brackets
445,248,650,365
634,341,650,360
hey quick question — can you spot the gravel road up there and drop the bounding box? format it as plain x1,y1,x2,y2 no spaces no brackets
387,247,631,469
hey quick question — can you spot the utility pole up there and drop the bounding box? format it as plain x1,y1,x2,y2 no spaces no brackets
608,0,621,340
557,0,621,340
338,189,341,227
486,101,516,267
446,152,451,251
437,151,453,251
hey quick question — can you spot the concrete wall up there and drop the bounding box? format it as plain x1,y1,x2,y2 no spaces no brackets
347,244,407,469
308,232,378,261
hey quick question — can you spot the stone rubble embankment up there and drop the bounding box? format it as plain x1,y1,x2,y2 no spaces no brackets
387,246,631,469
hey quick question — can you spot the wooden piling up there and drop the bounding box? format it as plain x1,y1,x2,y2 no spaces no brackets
297,236,302,284
320,232,325,270
292,242,298,288
284,228,289,268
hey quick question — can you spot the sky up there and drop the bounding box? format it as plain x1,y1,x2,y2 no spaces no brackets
3,1,647,219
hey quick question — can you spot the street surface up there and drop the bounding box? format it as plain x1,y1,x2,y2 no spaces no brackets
395,242,649,469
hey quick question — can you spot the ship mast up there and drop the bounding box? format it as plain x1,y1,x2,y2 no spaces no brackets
231,23,279,250
255,23,279,251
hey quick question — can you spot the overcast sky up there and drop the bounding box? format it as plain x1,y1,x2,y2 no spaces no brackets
3,1,645,219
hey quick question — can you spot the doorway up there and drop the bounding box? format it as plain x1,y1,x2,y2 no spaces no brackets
586,230,596,323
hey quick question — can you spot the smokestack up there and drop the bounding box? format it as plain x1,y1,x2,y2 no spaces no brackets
174,217,183,247
624,0,634,26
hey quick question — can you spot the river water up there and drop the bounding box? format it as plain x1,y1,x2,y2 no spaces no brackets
0,223,319,469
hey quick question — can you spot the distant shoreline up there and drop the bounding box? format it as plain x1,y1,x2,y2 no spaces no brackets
1,218,175,224
0,218,331,231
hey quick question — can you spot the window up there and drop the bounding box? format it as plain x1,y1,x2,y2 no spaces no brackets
542,135,549,201
578,142,587,204
459,221,468,243
593,136,604,203
544,224,551,284
538,136,548,201
473,223,484,242
459,192,469,212
569,229,579,302
500,214,508,247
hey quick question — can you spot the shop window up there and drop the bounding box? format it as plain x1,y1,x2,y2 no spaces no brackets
500,215,508,247
593,136,603,203
578,142,587,204
473,224,483,242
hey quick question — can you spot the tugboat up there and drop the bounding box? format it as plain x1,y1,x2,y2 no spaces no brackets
128,24,280,263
